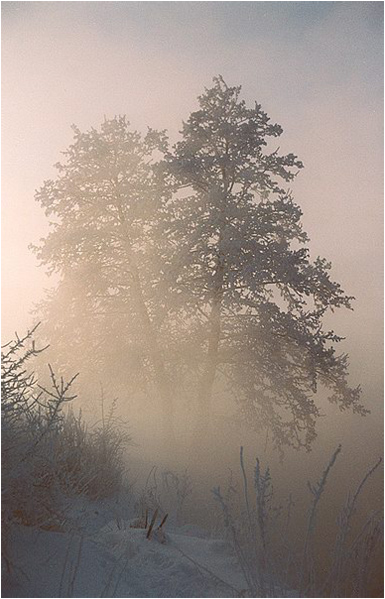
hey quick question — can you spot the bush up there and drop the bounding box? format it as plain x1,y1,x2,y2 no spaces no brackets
59,398,130,500
213,447,383,597
2,325,130,572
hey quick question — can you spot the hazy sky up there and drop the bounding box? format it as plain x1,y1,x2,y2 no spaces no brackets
2,1,383,397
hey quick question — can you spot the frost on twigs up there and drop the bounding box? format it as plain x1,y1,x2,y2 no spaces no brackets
2,324,129,577
213,446,383,598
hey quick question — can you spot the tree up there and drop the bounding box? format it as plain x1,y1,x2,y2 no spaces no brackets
166,76,365,450
33,80,366,455
32,117,177,444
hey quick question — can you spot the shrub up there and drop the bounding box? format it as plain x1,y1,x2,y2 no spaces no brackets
60,397,130,501
213,446,383,597
2,325,130,574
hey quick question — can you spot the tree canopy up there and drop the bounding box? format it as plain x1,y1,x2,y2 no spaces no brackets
33,77,366,453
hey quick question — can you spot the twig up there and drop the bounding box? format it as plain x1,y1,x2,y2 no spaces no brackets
146,508,159,539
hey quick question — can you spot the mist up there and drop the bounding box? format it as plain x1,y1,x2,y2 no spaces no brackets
2,3,383,598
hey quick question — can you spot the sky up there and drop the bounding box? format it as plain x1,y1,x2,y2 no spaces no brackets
2,2,383,448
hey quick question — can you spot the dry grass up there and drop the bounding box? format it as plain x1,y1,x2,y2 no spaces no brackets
213,446,383,598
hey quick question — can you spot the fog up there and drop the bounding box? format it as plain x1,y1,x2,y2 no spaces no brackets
2,3,383,597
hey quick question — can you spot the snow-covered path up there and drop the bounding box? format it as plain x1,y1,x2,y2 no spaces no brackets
97,523,247,597
3,520,246,598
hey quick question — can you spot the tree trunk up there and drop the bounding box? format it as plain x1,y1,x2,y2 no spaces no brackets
198,296,221,422
193,266,224,448
194,179,227,448
117,205,175,449
129,261,176,448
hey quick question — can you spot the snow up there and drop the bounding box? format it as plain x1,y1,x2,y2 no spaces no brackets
3,499,298,598
3,519,241,597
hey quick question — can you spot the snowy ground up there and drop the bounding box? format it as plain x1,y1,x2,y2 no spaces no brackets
3,521,243,597
3,498,298,598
